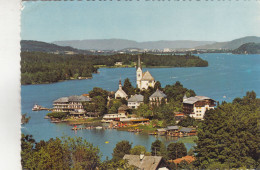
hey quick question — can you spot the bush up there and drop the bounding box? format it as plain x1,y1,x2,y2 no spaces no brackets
46,112,68,119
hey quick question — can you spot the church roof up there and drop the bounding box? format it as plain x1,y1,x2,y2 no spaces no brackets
150,89,167,98
115,88,127,97
141,71,154,81
128,94,144,102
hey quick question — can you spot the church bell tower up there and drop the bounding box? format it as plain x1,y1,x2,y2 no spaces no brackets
136,55,142,88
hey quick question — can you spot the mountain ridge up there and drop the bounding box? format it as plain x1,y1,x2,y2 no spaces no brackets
196,36,260,49
53,39,216,50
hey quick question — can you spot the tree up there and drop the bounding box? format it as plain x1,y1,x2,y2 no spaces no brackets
154,81,162,90
167,142,187,160
89,87,108,100
21,135,101,170
112,140,132,162
91,96,107,116
63,137,101,170
177,116,197,127
194,92,260,169
108,99,122,114
136,104,153,118
130,145,147,155
151,140,166,158
122,78,135,96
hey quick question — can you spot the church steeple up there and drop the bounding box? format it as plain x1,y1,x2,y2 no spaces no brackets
138,55,141,69
119,79,122,89
136,55,143,89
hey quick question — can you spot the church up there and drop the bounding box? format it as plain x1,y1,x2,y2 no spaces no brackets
136,56,155,90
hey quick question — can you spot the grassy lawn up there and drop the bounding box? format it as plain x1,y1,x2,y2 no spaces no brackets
64,117,102,123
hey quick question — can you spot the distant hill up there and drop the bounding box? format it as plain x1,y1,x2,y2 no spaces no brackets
53,39,215,50
196,36,260,50
21,40,92,54
232,42,260,54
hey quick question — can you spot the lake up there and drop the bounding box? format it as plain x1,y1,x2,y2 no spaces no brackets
21,53,260,160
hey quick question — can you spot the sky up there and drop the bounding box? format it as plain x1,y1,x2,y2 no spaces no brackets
21,1,260,43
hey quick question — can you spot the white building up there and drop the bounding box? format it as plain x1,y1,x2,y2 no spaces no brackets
115,79,128,99
182,95,216,120
127,94,144,109
136,56,155,90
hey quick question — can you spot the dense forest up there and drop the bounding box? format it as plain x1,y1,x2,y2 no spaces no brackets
21,52,208,85
194,91,260,169
21,52,98,85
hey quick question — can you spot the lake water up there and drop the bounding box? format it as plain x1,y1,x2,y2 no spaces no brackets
21,53,260,160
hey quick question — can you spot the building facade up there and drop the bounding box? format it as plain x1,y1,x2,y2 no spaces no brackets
53,95,91,113
183,95,216,120
149,89,167,105
127,94,144,109
136,56,155,90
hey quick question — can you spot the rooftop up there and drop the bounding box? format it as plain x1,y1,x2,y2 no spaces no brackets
123,154,163,170
118,104,129,111
170,155,195,164
54,95,91,103
183,96,214,104
180,127,192,133
150,89,167,98
141,71,155,81
165,126,179,130
128,94,144,102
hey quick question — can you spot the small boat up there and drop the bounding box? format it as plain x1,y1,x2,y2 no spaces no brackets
95,126,102,129
32,104,42,111
105,141,109,144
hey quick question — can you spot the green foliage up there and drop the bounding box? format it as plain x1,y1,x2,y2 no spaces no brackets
187,148,195,156
46,112,68,119
151,140,167,158
194,91,260,169
21,52,207,85
112,140,132,162
177,116,198,127
154,81,162,90
167,142,187,160
233,42,260,54
21,135,101,170
108,99,123,114
89,87,108,99
164,81,196,103
21,52,97,85
136,104,153,118
130,145,147,155
122,78,135,96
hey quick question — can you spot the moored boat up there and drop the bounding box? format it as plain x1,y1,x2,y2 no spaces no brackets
32,104,42,111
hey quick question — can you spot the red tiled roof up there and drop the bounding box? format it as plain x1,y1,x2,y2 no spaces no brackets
169,156,195,164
